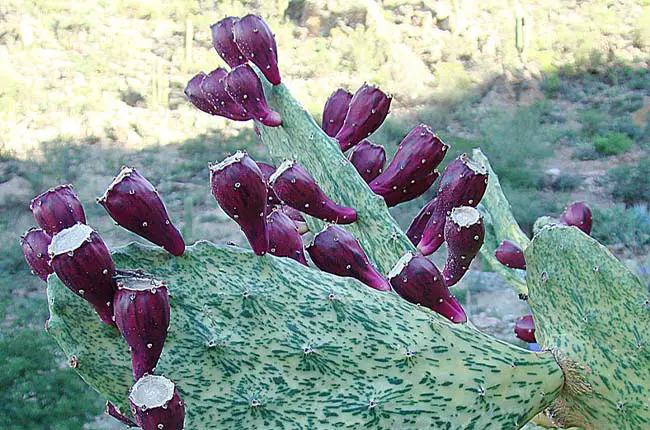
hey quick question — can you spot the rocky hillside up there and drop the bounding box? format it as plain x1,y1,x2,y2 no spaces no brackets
1,0,648,156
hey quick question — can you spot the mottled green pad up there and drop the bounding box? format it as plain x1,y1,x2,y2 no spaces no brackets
526,226,650,429
473,149,529,297
47,241,563,429
256,77,414,275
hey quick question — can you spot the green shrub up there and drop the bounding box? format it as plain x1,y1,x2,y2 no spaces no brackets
540,73,563,97
0,329,104,429
580,109,606,137
592,204,650,252
604,158,650,205
502,186,566,236
593,132,633,155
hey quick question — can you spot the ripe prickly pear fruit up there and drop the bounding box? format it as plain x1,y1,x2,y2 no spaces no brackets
405,199,436,245
30,184,86,235
233,14,281,85
192,67,253,121
348,140,386,183
98,167,185,257
267,209,307,265
307,225,390,291
375,170,440,208
371,124,448,206
129,375,185,430
210,17,247,68
20,228,53,281
106,401,137,427
494,239,526,270
416,154,488,255
514,315,536,343
256,161,281,206
442,207,485,287
269,160,357,224
224,64,282,126
48,224,116,325
559,201,592,235
210,151,269,255
388,252,467,323
321,88,352,138
335,84,391,152
113,275,170,380
278,205,309,235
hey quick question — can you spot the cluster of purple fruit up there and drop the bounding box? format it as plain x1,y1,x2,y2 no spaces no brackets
185,15,502,324
496,201,593,343
21,170,186,429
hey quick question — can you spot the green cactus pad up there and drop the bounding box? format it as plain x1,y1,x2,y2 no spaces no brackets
526,226,650,429
473,148,529,297
47,241,563,429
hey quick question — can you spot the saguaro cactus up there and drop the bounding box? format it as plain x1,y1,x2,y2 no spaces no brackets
34,13,649,430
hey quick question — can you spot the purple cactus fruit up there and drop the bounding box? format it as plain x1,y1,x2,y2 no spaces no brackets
388,252,467,323
113,275,170,380
371,124,448,206
269,160,357,224
20,228,53,281
405,199,437,245
106,401,137,427
322,88,353,138
30,184,86,235
184,70,253,121
514,315,536,343
98,167,185,257
416,154,488,255
278,205,309,235
442,207,485,287
224,64,282,127
267,209,307,265
210,151,269,255
48,224,116,325
256,161,281,206
307,225,390,291
202,67,253,121
559,201,592,235
348,140,386,183
495,239,526,270
334,83,391,151
233,14,281,85
129,375,185,430
375,170,440,208
211,17,247,68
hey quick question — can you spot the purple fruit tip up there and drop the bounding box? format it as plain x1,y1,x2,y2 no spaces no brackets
30,184,86,235
21,227,53,282
388,252,467,323
514,315,536,343
270,160,357,224
225,64,282,127
307,225,390,291
560,201,592,235
322,88,353,138
210,151,269,255
494,239,526,270
211,17,247,68
335,83,391,151
233,14,281,85
114,274,170,380
99,166,185,256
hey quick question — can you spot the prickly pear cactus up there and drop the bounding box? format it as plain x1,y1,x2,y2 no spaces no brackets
47,241,563,429
44,39,649,430
526,226,650,428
